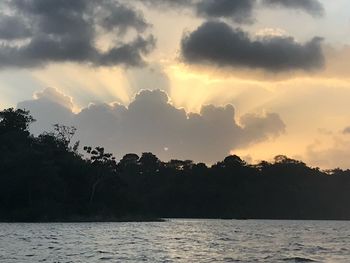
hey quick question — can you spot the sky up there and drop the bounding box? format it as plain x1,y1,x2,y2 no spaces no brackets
1,0,350,168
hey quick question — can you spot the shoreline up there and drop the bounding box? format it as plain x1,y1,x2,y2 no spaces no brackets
3,217,350,223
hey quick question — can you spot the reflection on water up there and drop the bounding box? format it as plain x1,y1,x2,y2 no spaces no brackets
1,219,350,262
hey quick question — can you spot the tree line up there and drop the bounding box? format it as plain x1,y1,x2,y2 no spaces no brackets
1,108,350,221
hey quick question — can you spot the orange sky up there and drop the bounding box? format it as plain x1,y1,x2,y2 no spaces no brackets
1,0,350,168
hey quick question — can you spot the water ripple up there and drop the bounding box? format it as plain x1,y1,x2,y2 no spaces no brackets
1,220,350,262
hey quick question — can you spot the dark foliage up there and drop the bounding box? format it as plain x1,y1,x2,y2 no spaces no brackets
1,108,350,221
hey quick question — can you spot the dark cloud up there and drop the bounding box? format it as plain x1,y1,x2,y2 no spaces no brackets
139,0,192,8
138,0,324,21
138,0,256,23
196,0,256,23
0,0,155,68
343,127,350,134
97,36,156,67
262,0,324,17
0,15,31,40
96,0,150,34
18,88,285,163
181,21,324,72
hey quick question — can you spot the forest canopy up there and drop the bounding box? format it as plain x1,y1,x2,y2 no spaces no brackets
1,108,350,222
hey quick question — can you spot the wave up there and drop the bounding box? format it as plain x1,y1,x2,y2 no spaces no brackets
282,257,317,262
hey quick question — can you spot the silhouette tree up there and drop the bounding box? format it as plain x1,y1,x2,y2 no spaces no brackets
118,153,139,173
2,107,350,221
84,146,118,204
223,155,246,168
53,124,78,150
139,152,161,175
166,159,194,171
0,108,35,134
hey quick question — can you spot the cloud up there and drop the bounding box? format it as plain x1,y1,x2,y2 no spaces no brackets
239,112,286,146
138,0,324,21
323,45,350,79
0,15,31,40
343,127,350,134
139,0,192,8
18,88,74,134
125,63,171,94
262,0,324,17
306,137,350,169
195,0,256,23
0,0,155,68
138,0,256,23
181,21,324,72
96,36,156,67
18,88,285,163
95,0,150,34
33,87,74,110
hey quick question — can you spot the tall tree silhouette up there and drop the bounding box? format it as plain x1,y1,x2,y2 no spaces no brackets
2,107,350,221
84,146,118,204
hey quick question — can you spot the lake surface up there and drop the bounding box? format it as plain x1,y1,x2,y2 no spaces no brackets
1,219,350,262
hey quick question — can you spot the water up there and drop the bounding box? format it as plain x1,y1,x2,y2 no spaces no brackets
1,220,350,262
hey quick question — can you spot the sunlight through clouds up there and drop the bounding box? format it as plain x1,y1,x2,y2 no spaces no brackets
32,65,131,110
1,0,350,168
